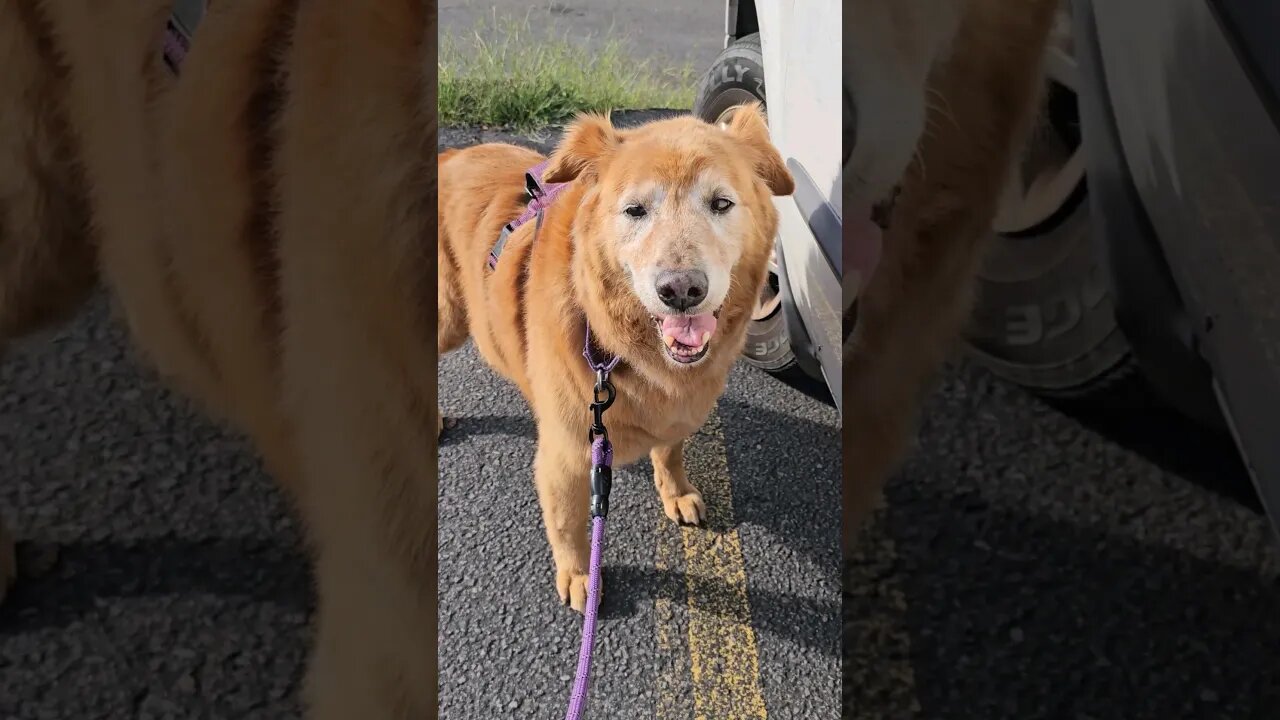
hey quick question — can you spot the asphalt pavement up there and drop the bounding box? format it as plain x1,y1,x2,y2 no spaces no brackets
2,267,1278,718
844,365,1280,719
437,346,841,719
0,295,311,719
1,97,1278,719
436,117,843,719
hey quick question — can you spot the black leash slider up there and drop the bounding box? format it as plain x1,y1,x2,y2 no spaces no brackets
589,465,612,519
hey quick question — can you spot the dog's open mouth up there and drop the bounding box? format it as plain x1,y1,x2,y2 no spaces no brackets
652,310,721,364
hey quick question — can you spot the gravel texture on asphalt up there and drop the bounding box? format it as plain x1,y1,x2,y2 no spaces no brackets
845,362,1280,719
2,111,1277,719
1,296,310,719
436,113,842,718
437,345,842,719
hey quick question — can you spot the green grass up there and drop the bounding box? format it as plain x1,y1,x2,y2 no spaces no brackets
439,14,696,130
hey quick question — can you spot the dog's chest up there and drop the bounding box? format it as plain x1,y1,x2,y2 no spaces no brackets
610,390,711,457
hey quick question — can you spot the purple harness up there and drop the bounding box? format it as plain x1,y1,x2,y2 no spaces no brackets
490,160,617,720
161,0,205,75
487,159,568,269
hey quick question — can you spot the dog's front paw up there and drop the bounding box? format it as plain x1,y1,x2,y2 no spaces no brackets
661,490,706,526
556,567,597,613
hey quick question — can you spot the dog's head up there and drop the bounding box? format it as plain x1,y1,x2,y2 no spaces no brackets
544,104,793,368
845,0,963,226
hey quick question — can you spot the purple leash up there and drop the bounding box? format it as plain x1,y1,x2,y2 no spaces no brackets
565,322,621,720
484,157,618,718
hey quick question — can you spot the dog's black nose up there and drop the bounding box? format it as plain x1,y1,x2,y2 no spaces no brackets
655,269,708,311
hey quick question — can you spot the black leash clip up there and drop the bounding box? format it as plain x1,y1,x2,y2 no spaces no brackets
588,369,615,442
587,368,615,518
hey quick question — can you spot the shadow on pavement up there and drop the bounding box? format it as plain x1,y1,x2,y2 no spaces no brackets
874,502,1280,719
718,395,842,572
0,537,312,633
1051,393,1263,515
441,413,536,443
600,563,839,659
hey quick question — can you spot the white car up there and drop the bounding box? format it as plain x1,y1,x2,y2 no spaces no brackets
693,0,845,414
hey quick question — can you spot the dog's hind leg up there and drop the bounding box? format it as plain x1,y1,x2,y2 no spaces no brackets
437,265,468,356
436,236,469,434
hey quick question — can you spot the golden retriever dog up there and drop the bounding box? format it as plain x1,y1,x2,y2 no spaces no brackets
1,0,439,716
843,0,1062,544
437,105,793,611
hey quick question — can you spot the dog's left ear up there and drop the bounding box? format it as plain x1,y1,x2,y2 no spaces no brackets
724,102,795,196
543,112,622,184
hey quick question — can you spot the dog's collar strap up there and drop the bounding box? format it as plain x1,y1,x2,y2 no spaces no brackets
486,159,570,271
163,0,207,74
583,321,621,375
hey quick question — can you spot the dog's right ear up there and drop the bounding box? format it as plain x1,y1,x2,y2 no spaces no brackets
543,112,622,184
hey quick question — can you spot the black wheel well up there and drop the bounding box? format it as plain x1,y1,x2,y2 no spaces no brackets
731,0,760,41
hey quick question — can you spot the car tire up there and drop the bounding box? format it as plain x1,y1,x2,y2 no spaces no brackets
962,179,1140,402
693,33,823,396
964,9,1235,435
959,24,1147,405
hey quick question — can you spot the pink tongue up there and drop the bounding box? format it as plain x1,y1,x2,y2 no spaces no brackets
660,313,717,346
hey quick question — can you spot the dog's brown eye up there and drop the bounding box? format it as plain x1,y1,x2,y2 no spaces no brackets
624,204,647,219
710,197,734,214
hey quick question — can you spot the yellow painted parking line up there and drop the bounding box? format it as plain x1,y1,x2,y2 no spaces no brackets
655,407,768,720
843,506,921,718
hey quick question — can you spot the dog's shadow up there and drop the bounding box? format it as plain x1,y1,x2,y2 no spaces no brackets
0,536,314,633
440,413,535,443
598,563,839,659
713,394,843,571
